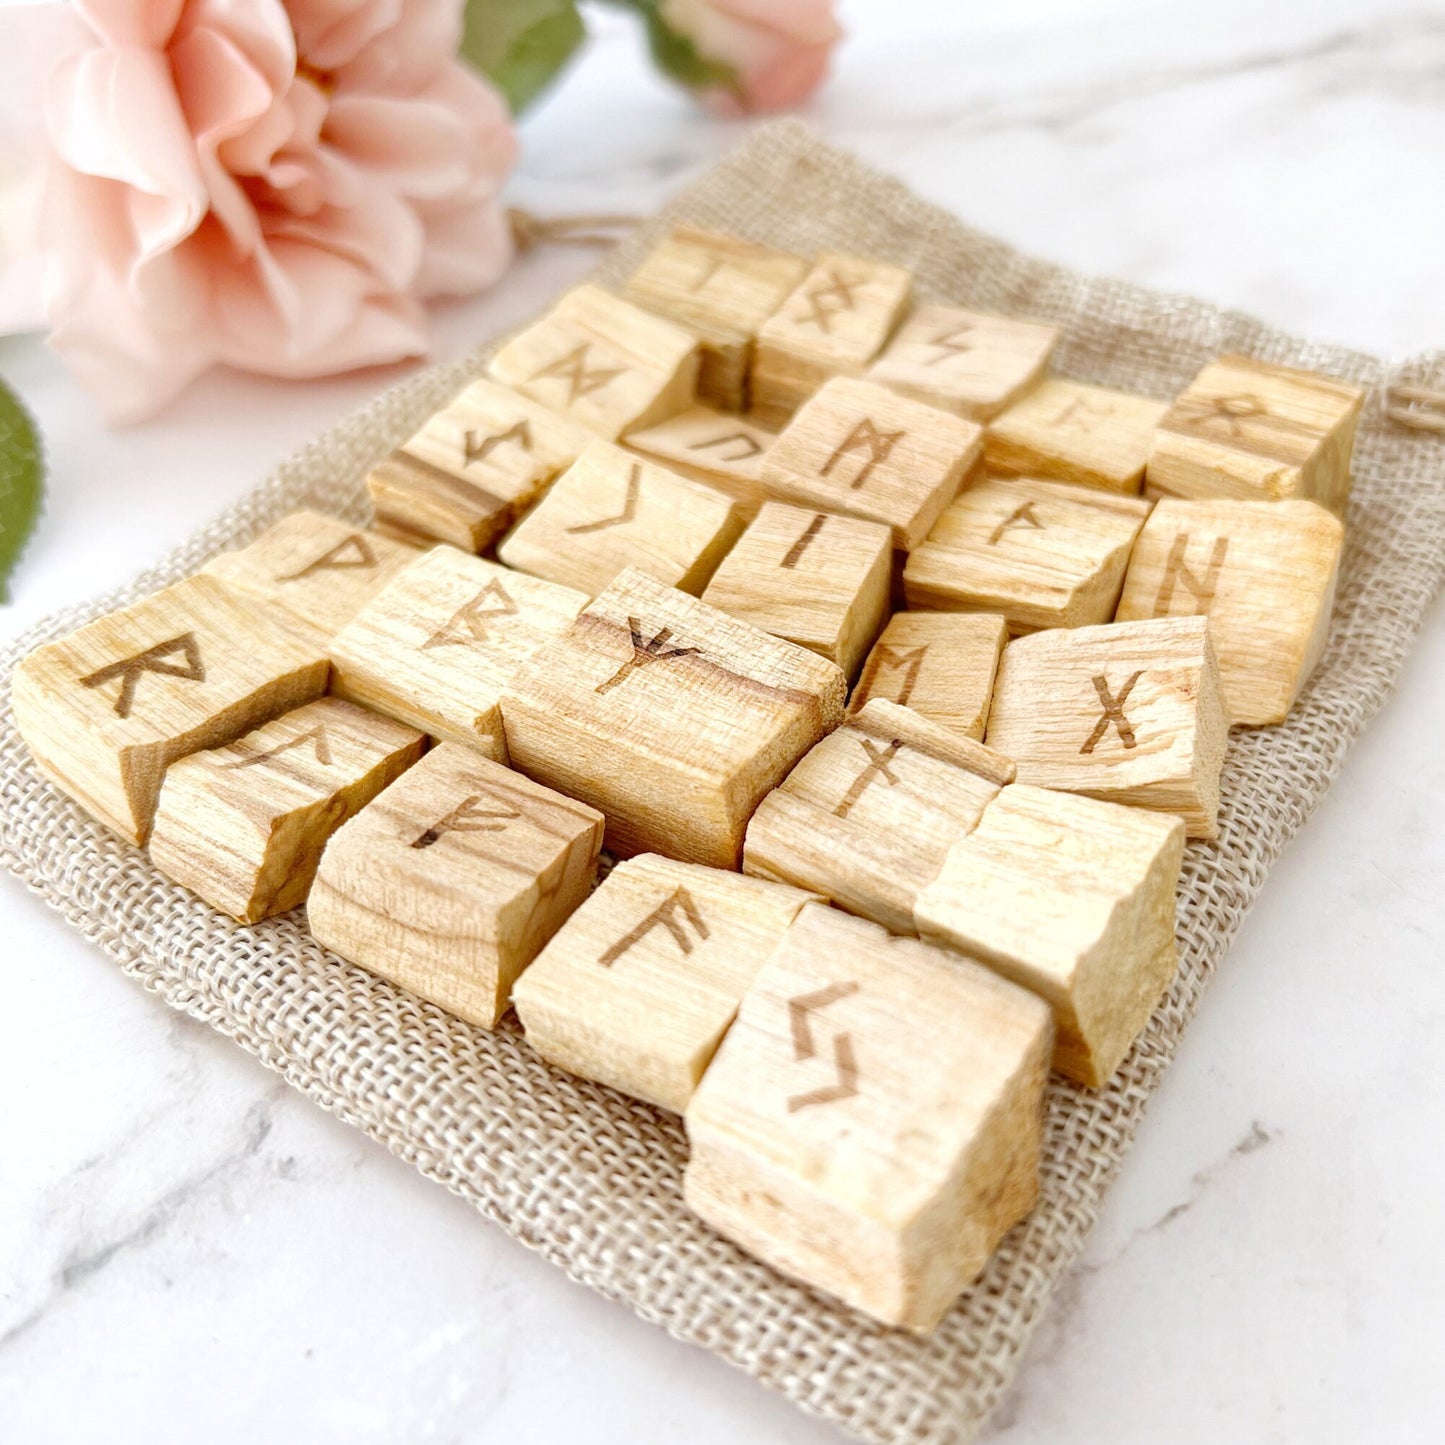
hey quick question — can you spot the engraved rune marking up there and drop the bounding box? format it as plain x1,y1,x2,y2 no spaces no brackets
567,463,641,534
594,617,702,695
834,737,904,818
597,887,710,968
528,343,624,403
1052,396,1111,431
421,579,518,650
797,268,858,333
411,791,521,849
1188,393,1269,439
786,980,860,1113
1155,532,1229,615
690,255,726,292
79,632,205,720
687,431,763,463
923,324,975,366
781,513,826,569
861,645,928,707
221,726,332,770
988,500,1044,546
1080,671,1144,754
277,533,376,581
464,420,531,466
821,418,905,491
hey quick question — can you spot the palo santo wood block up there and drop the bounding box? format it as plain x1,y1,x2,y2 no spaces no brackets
1114,498,1344,726
367,377,593,551
868,303,1060,421
699,502,892,680
623,404,775,519
850,611,1006,742
683,902,1053,1333
751,252,912,426
498,439,745,599
1147,355,1366,514
621,227,809,410
488,283,699,441
11,575,328,844
513,855,822,1112
148,698,425,923
199,511,419,648
984,616,1228,839
308,743,604,1028
985,378,1169,495
744,700,1014,935
902,476,1152,633
760,377,983,550
915,784,1184,1087
501,567,847,868
328,547,587,759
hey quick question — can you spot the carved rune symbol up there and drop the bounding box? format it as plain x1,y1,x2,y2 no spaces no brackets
221,726,332,770
567,463,641,534
277,533,376,581
1080,671,1144,755
594,617,702,695
410,790,521,849
797,268,858,333
781,513,826,569
786,980,860,1113
687,431,763,463
821,418,905,491
861,645,927,707
923,324,975,366
1187,393,1268,439
421,579,518,650
528,343,624,403
835,737,904,818
464,420,531,466
79,632,205,720
988,500,1044,546
1154,532,1229,615
598,887,710,968
1052,395,1111,432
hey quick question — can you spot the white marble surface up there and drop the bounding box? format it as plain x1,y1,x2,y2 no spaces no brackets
3,1,1444,1441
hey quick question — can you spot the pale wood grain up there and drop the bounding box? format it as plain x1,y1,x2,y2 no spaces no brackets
623,404,775,519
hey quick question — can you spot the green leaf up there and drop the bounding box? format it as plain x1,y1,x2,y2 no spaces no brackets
0,378,42,605
599,0,738,95
461,0,588,115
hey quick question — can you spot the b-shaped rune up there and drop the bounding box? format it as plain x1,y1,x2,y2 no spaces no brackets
623,404,776,520
309,744,604,1029
12,573,328,843
683,903,1054,1333
513,856,820,1112
148,698,424,923
985,616,1229,839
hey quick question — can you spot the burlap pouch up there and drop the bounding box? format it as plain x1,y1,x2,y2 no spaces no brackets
3,121,1443,1444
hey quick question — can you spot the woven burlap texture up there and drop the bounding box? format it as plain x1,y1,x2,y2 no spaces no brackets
3,121,1443,1445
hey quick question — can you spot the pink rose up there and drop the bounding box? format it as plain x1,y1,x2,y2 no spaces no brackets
659,0,842,116
0,0,517,422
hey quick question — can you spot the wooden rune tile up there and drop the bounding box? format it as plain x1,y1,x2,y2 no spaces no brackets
743,699,1014,935
328,547,588,760
513,854,822,1112
623,404,776,520
308,743,605,1028
683,902,1054,1332
902,476,1153,632
621,226,809,410
849,611,1007,742
487,283,699,440
366,377,593,552
1147,354,1366,514
869,303,1060,421
497,439,745,598
985,378,1169,494
500,567,848,868
760,376,983,550
984,616,1229,839
699,501,892,680
199,510,420,648
915,783,1185,1087
148,698,425,923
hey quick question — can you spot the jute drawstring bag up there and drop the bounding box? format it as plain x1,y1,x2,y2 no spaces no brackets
3,121,1443,1444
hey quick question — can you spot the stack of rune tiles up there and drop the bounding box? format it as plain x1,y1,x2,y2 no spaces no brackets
9,222,1364,1337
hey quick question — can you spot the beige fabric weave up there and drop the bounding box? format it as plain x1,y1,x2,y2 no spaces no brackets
3,122,1444,1445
